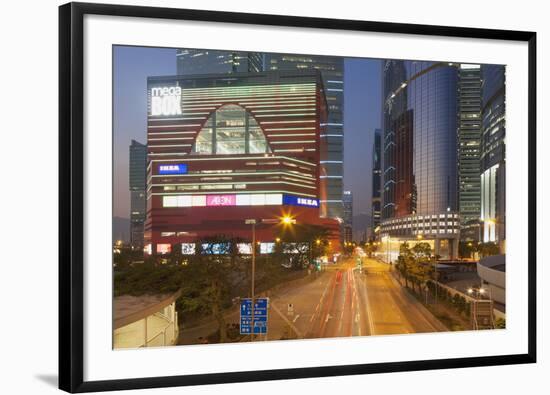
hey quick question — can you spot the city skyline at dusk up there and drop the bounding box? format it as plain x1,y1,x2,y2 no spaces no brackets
113,46,381,223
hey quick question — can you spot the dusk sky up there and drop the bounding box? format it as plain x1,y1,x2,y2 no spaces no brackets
113,46,381,221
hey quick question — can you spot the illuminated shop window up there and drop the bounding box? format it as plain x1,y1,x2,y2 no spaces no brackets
181,243,196,255
156,244,172,255
193,104,271,155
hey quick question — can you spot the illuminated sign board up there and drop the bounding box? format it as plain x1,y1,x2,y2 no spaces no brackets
158,163,188,175
283,195,319,208
206,195,236,207
201,243,230,255
156,244,171,255
163,193,283,208
260,243,275,254
237,243,253,254
181,243,196,255
151,86,182,116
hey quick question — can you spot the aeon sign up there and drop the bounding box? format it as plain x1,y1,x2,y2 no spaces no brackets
206,195,236,207
151,86,182,116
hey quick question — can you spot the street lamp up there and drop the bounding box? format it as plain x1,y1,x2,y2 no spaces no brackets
281,215,296,225
245,216,296,339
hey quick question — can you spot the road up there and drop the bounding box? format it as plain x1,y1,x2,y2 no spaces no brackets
264,256,446,340
179,256,446,344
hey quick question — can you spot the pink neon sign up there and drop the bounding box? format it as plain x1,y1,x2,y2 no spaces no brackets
206,194,236,207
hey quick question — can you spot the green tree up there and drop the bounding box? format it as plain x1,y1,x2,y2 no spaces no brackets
459,241,477,259
177,235,246,343
478,242,499,258
396,242,435,293
275,224,331,269
364,241,379,258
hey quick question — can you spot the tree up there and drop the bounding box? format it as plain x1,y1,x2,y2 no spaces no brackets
396,242,435,293
364,242,379,258
478,242,499,258
274,224,331,270
177,235,246,343
459,241,477,259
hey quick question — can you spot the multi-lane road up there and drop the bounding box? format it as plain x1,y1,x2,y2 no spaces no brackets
179,256,447,344
267,257,446,339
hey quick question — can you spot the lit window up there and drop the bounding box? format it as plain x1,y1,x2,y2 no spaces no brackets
236,194,251,206
157,244,171,254
265,194,283,205
191,195,206,206
193,104,271,155
181,243,196,255
163,196,177,207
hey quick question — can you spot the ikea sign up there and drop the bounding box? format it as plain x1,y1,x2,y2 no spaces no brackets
158,163,188,175
283,195,319,208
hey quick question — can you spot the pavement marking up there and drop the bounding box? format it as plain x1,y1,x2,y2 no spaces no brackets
362,272,376,336
270,301,303,338
293,314,300,323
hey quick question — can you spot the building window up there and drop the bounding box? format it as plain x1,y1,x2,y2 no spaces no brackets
193,104,271,155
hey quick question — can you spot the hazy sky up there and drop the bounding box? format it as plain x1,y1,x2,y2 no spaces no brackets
113,46,381,219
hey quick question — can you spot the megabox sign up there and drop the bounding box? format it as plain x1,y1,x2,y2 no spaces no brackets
151,86,182,116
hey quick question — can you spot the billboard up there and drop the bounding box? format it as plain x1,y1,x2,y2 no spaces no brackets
283,195,319,208
181,243,196,255
158,163,188,175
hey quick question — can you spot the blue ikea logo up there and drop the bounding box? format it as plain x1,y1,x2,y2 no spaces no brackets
283,195,319,208
158,163,188,175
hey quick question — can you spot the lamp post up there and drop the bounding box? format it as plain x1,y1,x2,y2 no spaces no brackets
245,219,257,340
245,215,295,340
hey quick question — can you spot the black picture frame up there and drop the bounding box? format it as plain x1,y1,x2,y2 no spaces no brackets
59,2,537,393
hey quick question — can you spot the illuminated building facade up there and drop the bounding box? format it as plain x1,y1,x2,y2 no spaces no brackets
144,71,340,255
342,191,353,243
379,61,460,262
176,49,264,74
480,65,506,247
371,128,382,237
129,139,147,249
265,54,344,219
458,65,482,241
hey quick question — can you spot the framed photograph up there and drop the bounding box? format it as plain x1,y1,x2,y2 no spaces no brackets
59,2,537,392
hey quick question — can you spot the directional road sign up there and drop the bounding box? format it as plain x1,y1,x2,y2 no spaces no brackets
240,298,268,334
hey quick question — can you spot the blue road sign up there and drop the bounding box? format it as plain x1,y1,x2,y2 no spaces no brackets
240,298,268,334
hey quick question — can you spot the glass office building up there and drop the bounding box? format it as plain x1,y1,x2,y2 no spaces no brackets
176,49,264,74
342,191,353,243
480,65,506,246
265,54,345,219
379,61,460,261
129,139,147,249
371,128,382,237
458,65,482,241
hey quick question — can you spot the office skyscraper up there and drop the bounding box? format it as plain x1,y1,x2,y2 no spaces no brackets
342,191,353,243
265,53,345,220
176,49,264,74
129,139,147,249
458,65,482,241
371,128,382,236
380,60,460,261
480,64,506,246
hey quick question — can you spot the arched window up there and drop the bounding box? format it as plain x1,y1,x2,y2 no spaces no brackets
193,104,271,155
